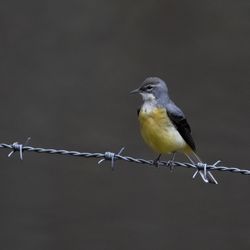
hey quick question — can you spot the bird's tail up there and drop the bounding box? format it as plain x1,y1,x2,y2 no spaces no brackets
185,152,218,184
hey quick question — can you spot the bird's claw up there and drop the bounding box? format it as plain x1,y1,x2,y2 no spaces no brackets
167,160,175,172
152,159,160,168
152,154,162,168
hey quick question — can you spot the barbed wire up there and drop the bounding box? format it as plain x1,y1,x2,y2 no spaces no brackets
0,140,249,184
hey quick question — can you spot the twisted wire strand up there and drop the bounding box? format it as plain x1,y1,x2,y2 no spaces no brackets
0,142,249,176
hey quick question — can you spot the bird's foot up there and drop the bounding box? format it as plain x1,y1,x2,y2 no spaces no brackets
168,153,176,172
152,154,161,168
153,158,161,167
167,160,175,172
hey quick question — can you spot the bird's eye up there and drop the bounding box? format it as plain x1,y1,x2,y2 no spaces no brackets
145,85,153,91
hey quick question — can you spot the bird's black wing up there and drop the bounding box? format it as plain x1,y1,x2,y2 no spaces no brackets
166,102,196,151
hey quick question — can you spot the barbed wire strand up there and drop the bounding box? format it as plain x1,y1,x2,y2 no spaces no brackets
0,141,249,179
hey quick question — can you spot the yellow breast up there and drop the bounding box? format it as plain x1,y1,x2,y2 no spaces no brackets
139,107,190,154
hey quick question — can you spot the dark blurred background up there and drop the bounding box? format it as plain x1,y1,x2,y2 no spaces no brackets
0,0,249,249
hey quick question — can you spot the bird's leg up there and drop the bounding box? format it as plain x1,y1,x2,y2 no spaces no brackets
167,152,176,172
153,154,161,167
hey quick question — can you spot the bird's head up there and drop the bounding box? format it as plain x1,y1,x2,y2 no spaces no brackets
130,77,169,102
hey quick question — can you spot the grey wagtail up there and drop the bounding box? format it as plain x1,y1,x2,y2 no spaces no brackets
130,77,218,184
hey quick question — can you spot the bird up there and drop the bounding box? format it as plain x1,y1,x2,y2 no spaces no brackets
130,77,217,184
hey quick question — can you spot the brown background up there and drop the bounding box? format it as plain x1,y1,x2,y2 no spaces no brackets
0,0,249,249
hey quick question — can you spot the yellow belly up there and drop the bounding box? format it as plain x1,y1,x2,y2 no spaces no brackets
139,107,190,154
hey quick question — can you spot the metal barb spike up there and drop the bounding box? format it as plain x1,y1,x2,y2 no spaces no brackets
8,137,31,160
193,161,219,184
8,142,23,160
98,147,125,170
193,162,208,182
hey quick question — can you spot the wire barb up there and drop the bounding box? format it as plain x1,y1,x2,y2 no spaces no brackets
7,137,31,160
192,162,207,182
8,142,23,160
98,147,125,170
192,160,220,184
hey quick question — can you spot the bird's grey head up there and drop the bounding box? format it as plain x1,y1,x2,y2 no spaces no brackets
130,77,170,104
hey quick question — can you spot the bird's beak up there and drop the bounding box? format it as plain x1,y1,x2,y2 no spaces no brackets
129,88,140,94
